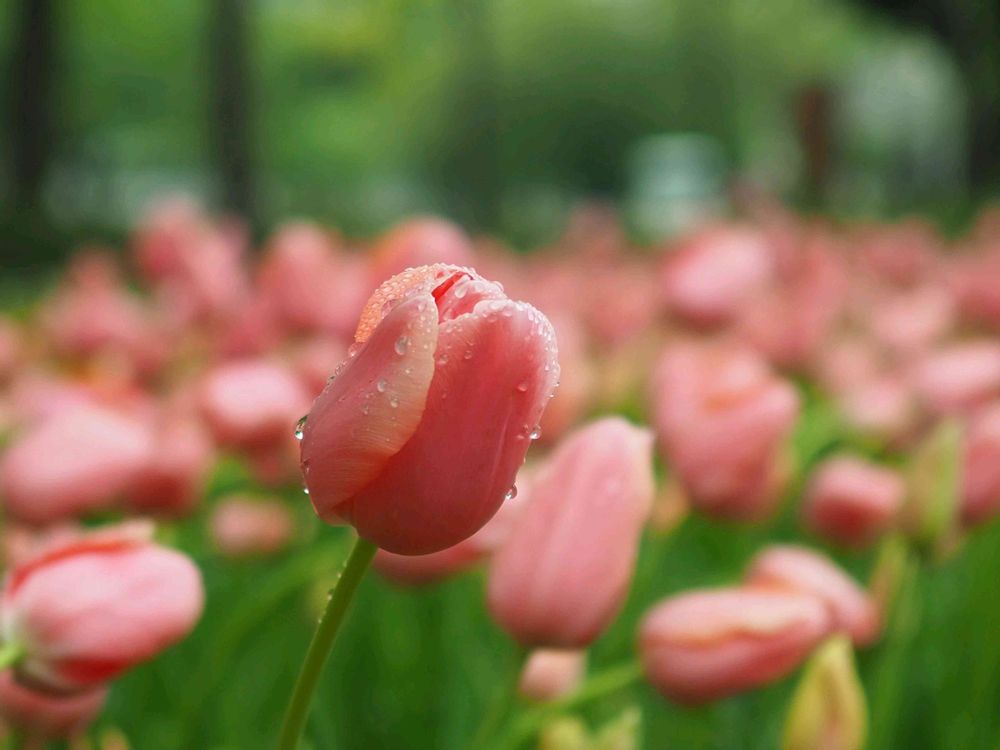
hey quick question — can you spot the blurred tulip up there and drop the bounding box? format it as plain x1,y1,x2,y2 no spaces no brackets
537,315,595,443
744,545,880,647
901,420,962,553
639,588,831,704
368,218,475,284
210,495,295,557
869,284,955,356
199,359,310,451
651,341,799,521
287,336,350,397
962,402,1000,526
803,456,904,548
126,416,214,517
300,265,559,554
487,418,653,648
661,225,775,329
914,340,1000,417
518,649,587,702
782,635,867,750
0,405,155,524
836,373,918,446
0,671,107,740
0,523,203,692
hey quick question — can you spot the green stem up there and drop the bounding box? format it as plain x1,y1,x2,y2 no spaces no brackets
275,536,377,750
499,660,643,750
0,642,24,671
468,646,528,750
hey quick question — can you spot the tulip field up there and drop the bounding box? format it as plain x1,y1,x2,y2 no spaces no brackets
1,199,1000,749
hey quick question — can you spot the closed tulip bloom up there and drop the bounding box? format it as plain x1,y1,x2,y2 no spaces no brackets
961,402,1000,526
199,359,310,450
518,649,587,702
0,406,154,525
639,588,831,705
0,524,204,692
126,416,214,517
210,495,295,557
300,264,559,554
487,418,653,648
745,545,880,647
0,671,107,740
651,341,800,521
914,340,1000,416
368,218,475,284
803,456,904,548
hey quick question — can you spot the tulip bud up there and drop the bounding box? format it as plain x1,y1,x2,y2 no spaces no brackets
868,534,910,624
0,523,204,692
300,265,559,555
518,650,587,702
745,545,880,647
539,717,590,750
639,588,831,704
782,635,867,750
0,670,107,740
803,456,904,548
913,341,1000,417
488,418,654,648
210,495,295,558
900,420,962,555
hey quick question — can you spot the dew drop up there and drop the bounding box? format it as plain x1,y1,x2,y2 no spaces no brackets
516,380,529,393
394,336,410,355
505,485,518,501
303,487,310,495
376,378,388,393
529,425,542,440
389,396,399,408
294,414,308,440
463,350,474,360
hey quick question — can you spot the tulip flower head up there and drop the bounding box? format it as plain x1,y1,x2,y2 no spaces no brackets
518,649,587,702
0,670,107,740
300,265,559,554
0,523,204,692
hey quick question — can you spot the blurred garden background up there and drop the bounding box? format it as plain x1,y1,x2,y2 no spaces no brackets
2,0,999,267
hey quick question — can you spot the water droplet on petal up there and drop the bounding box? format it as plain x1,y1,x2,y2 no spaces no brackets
389,396,399,408
395,336,410,355
376,378,388,393
294,414,308,440
505,485,518,501
529,426,542,440
516,380,529,393
303,487,310,495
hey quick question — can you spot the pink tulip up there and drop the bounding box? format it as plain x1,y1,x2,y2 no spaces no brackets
961,402,1000,526
210,495,295,557
287,336,350,397
518,649,587,702
913,340,1000,417
661,225,774,328
368,218,475,284
803,456,904,548
0,671,107,740
131,196,205,283
836,373,918,445
639,588,831,705
125,416,214,517
536,315,595,443
0,523,204,692
651,341,799,521
745,545,880,647
487,418,653,648
868,284,955,356
300,264,559,554
199,359,310,451
949,252,1000,331
0,406,155,524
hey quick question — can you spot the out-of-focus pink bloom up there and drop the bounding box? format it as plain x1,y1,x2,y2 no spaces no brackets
0,523,204,692
581,262,662,347
287,336,350,397
131,197,205,282
1,524,81,571
0,671,107,740
949,251,1000,331
816,337,883,395
126,416,214,517
639,588,831,705
651,341,800,521
744,545,880,647
661,226,774,329
0,406,155,524
537,315,594,443
211,294,282,359
803,456,904,548
369,218,476,285
869,284,955,356
373,470,531,585
300,265,559,555
210,496,295,557
487,418,653,648
518,649,587,702
199,359,310,451
855,221,940,287
961,402,1000,526
913,341,1000,416
837,374,918,446
257,222,364,336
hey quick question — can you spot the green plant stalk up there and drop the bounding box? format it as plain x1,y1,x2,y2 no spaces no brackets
468,645,528,750
275,535,377,750
0,642,24,671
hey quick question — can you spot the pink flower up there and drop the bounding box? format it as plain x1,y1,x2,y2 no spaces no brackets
199,359,310,451
210,495,296,557
126,415,214,517
913,340,1000,417
1,524,204,692
300,265,559,554
651,341,799,521
487,418,653,648
803,456,904,548
639,588,831,705
744,545,880,647
368,218,475,284
0,406,155,525
518,650,587,702
961,402,1000,526
0,670,107,740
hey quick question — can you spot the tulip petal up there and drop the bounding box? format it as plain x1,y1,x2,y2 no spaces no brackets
344,299,558,554
300,293,438,522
